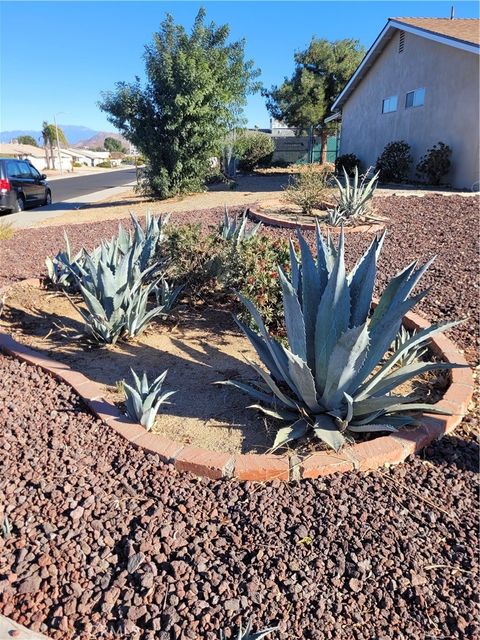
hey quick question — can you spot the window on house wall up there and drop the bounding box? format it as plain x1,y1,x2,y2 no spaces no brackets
399,31,405,53
405,88,425,108
382,96,398,113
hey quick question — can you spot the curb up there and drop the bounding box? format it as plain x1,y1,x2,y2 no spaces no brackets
247,205,385,234
0,279,474,482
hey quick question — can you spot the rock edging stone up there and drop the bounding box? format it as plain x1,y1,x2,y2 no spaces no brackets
0,278,473,482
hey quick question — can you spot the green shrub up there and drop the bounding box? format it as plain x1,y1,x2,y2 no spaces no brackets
416,142,452,185
96,160,112,168
220,224,463,452
72,161,84,168
282,165,333,215
375,140,412,183
228,234,290,332
335,153,360,177
235,131,274,171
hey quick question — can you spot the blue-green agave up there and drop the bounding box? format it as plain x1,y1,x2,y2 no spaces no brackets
220,224,463,451
221,206,261,246
328,166,379,226
220,619,277,640
70,245,174,344
124,368,175,430
45,231,86,290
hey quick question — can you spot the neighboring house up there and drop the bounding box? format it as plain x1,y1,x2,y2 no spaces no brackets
332,18,480,189
109,151,125,167
62,148,110,167
0,143,73,172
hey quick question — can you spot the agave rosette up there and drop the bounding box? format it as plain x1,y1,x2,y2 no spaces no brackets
221,223,463,451
221,206,262,246
124,368,175,430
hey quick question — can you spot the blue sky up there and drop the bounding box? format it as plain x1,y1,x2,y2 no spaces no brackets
1,1,478,133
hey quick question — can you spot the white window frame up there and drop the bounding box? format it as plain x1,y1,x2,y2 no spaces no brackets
405,88,425,109
382,95,398,114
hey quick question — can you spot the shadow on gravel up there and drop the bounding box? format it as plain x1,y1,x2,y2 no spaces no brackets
418,434,479,473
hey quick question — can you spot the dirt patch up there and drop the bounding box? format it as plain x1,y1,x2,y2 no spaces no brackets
2,281,448,456
1,282,275,455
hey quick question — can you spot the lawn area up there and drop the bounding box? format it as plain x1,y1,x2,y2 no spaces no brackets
0,194,478,639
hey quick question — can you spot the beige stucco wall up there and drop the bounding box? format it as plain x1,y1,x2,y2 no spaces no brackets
339,30,480,189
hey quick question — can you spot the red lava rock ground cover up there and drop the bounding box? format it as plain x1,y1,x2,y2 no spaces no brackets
0,194,479,639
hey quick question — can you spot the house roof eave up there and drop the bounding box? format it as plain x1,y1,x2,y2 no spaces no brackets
332,17,480,111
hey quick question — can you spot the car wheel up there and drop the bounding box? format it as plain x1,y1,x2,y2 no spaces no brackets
13,194,25,213
44,190,52,206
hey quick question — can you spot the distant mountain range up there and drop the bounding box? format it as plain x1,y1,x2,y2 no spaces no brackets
0,125,129,150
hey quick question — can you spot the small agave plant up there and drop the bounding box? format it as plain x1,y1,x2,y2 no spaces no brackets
123,368,175,430
219,619,277,640
393,325,429,367
221,206,261,246
45,231,86,290
220,224,463,451
328,166,379,226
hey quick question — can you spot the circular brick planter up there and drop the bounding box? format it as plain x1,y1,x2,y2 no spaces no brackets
0,278,473,482
248,204,385,234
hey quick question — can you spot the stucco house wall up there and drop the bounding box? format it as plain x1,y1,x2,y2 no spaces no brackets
339,30,480,189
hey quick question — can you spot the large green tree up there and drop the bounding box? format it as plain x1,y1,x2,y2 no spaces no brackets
104,136,126,153
263,38,365,161
17,135,38,147
99,9,260,198
41,122,68,170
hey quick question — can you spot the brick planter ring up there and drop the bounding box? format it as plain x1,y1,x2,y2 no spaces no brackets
0,278,473,482
247,205,385,233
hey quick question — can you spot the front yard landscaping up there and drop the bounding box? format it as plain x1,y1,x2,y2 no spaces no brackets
0,193,478,639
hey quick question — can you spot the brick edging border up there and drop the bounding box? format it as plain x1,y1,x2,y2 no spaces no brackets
0,278,474,482
247,204,385,234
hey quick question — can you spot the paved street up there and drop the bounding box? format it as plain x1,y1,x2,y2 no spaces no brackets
47,167,137,202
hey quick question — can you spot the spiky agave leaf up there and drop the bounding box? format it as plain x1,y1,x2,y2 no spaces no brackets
123,368,175,430
219,618,277,640
220,206,261,246
330,166,379,225
222,226,465,451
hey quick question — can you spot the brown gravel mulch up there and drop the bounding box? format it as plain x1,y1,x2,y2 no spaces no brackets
0,194,479,639
0,354,478,640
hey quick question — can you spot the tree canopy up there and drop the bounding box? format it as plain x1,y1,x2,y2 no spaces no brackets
99,8,260,198
41,122,68,147
17,135,38,147
263,38,365,132
104,137,125,153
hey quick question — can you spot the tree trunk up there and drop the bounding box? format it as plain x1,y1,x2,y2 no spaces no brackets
49,141,56,170
44,144,50,170
320,129,328,164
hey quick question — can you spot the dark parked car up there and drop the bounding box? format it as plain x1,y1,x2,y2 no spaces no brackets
0,158,52,213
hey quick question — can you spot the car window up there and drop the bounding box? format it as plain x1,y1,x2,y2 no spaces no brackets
19,161,34,178
28,164,41,179
6,160,24,178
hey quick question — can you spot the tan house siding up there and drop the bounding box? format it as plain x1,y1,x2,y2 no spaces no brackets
339,30,480,189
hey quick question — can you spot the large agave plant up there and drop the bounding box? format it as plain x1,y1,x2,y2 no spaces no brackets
123,368,175,430
221,206,261,246
328,166,379,226
219,619,277,640
220,224,463,451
